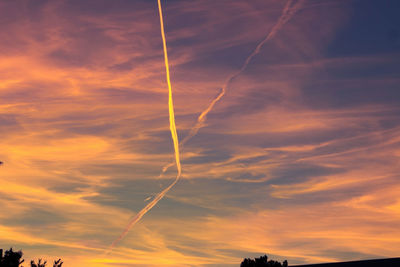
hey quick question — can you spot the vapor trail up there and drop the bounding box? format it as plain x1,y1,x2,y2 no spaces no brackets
161,0,304,174
181,0,303,145
109,0,181,249
109,0,303,249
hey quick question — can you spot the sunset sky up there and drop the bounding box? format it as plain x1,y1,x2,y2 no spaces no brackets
1,0,400,266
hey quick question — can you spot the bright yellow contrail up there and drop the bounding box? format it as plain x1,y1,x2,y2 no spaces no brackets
109,0,181,249
110,0,303,248
160,0,182,177
161,0,304,175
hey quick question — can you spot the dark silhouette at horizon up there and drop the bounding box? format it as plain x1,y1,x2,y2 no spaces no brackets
0,248,24,267
240,254,400,267
291,257,400,267
0,248,63,267
2,248,399,266
241,255,288,267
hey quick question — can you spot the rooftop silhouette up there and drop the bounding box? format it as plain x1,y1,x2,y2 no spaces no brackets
292,258,400,267
240,255,400,267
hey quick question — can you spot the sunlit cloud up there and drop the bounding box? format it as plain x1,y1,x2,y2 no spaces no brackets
1,0,399,266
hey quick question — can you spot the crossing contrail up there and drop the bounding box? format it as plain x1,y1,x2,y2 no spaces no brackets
180,0,304,146
109,0,182,249
109,0,304,248
161,0,304,175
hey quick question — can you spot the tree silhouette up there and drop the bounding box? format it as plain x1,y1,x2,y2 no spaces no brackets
30,259,47,267
53,259,63,267
0,248,25,267
0,248,63,267
30,258,63,267
240,254,288,267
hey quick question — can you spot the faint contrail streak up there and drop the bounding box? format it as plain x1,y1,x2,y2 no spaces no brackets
109,0,303,249
181,0,303,145
161,0,304,174
109,0,182,249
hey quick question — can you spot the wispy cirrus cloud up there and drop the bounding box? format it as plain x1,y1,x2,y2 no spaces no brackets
1,0,399,266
